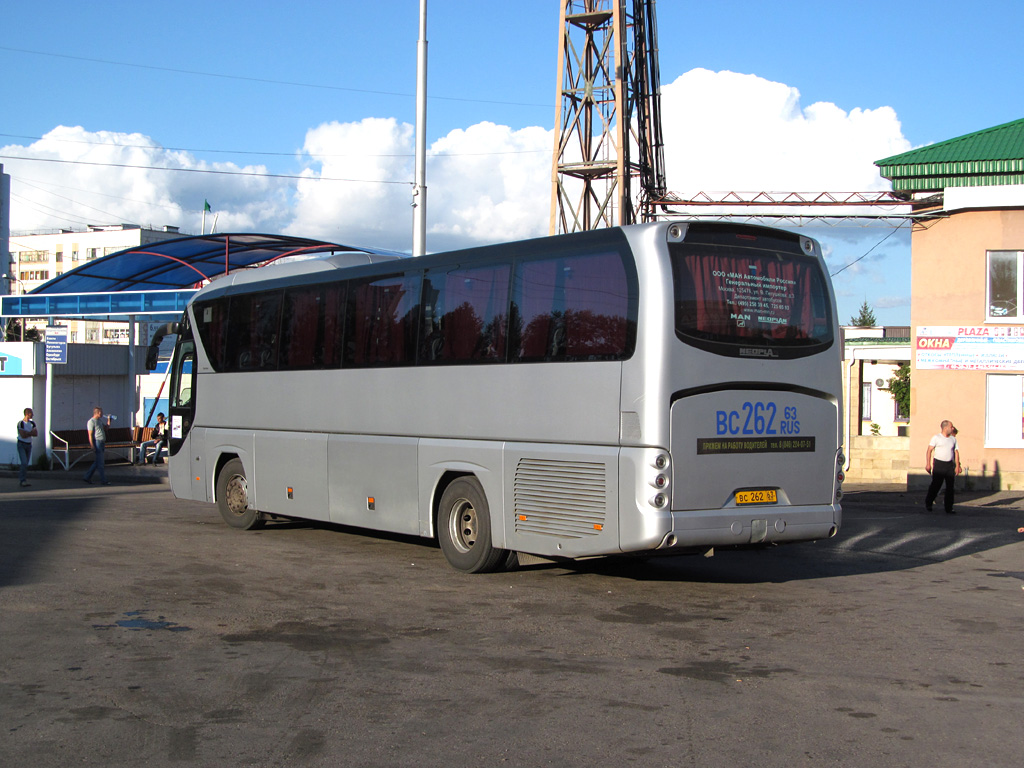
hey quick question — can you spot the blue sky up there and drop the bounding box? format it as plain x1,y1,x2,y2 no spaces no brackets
2,0,1023,325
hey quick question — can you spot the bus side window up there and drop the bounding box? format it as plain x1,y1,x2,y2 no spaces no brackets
513,259,557,359
252,292,282,369
421,265,510,363
345,274,422,367
420,277,444,361
194,299,228,371
226,291,282,370
511,251,631,362
281,286,321,369
320,282,345,367
172,341,195,408
562,252,630,358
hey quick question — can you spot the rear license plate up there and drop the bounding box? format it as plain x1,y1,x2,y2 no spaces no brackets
735,489,777,505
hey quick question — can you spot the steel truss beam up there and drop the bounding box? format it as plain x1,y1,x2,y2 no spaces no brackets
550,1,666,234
646,190,942,229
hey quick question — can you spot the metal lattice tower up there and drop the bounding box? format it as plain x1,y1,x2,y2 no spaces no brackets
550,0,666,234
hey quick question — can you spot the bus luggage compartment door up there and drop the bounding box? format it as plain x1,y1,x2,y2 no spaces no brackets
670,391,838,512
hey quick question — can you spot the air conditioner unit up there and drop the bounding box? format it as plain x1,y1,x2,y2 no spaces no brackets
875,378,886,388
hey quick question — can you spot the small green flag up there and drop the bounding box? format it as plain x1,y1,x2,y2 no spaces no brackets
203,200,211,212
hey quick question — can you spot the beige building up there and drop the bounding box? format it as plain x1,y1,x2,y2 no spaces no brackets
842,326,911,438
841,327,911,485
877,118,1024,490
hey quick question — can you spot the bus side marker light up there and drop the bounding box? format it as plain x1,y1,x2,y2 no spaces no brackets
518,514,528,521
367,497,375,511
594,524,603,531
287,487,294,499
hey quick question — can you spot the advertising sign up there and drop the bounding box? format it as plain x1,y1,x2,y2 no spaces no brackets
0,343,33,376
916,326,1024,370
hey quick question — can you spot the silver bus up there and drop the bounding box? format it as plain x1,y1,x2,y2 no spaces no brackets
162,222,844,572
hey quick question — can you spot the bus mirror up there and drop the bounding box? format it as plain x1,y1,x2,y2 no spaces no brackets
146,322,179,370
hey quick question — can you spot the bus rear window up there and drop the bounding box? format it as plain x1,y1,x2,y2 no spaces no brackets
670,235,833,357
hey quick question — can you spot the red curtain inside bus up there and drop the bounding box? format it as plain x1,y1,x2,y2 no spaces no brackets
674,249,826,345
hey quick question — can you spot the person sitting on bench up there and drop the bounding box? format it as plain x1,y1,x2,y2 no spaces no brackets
138,413,169,464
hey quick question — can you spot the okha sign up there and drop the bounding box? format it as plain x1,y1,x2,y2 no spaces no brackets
916,326,1024,370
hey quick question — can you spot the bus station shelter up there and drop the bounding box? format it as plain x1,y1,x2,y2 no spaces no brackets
1,233,395,466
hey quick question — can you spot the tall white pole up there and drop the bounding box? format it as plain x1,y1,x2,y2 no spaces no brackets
45,360,53,463
412,0,428,257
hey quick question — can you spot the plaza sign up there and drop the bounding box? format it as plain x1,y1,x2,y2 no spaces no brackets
916,326,1024,370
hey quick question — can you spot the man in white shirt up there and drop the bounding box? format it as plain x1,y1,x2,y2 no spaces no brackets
925,419,961,514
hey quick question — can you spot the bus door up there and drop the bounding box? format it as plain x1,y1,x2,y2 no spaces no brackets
167,329,201,499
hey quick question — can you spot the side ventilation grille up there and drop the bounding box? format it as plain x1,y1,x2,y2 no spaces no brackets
514,458,607,538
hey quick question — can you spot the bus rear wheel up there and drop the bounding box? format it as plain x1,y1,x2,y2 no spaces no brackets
437,477,508,573
216,458,263,530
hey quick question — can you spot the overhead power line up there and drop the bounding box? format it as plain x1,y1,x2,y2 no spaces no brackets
0,45,550,109
0,132,548,160
0,154,411,185
830,226,905,277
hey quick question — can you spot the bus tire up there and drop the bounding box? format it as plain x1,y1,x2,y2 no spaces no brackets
437,477,508,573
216,458,263,530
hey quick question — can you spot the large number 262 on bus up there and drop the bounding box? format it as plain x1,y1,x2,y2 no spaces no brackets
159,222,844,573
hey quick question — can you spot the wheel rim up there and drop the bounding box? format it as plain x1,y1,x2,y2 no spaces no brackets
225,474,249,516
447,497,477,554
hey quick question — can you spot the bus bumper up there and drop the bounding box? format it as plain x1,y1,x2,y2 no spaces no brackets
659,503,842,549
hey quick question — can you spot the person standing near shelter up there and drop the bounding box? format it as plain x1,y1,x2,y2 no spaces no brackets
84,406,112,485
925,419,961,514
17,407,38,487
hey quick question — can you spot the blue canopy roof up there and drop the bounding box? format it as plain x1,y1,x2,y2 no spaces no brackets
30,233,393,294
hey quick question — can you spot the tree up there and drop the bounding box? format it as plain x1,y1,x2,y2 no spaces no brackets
849,300,877,327
3,319,42,342
887,363,911,419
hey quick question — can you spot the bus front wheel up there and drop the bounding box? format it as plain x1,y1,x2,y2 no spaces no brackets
216,458,263,530
437,477,508,573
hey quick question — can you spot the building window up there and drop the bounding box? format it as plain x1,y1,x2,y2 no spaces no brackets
986,374,1024,447
987,250,1024,321
894,395,909,421
861,381,871,420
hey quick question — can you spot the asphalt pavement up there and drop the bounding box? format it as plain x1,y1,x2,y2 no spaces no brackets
2,469,1023,767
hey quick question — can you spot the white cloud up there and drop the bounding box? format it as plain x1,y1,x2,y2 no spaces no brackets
286,118,416,250
661,68,911,193
2,126,288,234
3,68,913,285
874,295,911,310
424,122,552,250
284,118,552,252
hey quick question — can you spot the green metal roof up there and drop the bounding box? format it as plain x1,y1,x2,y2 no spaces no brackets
875,118,1024,192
